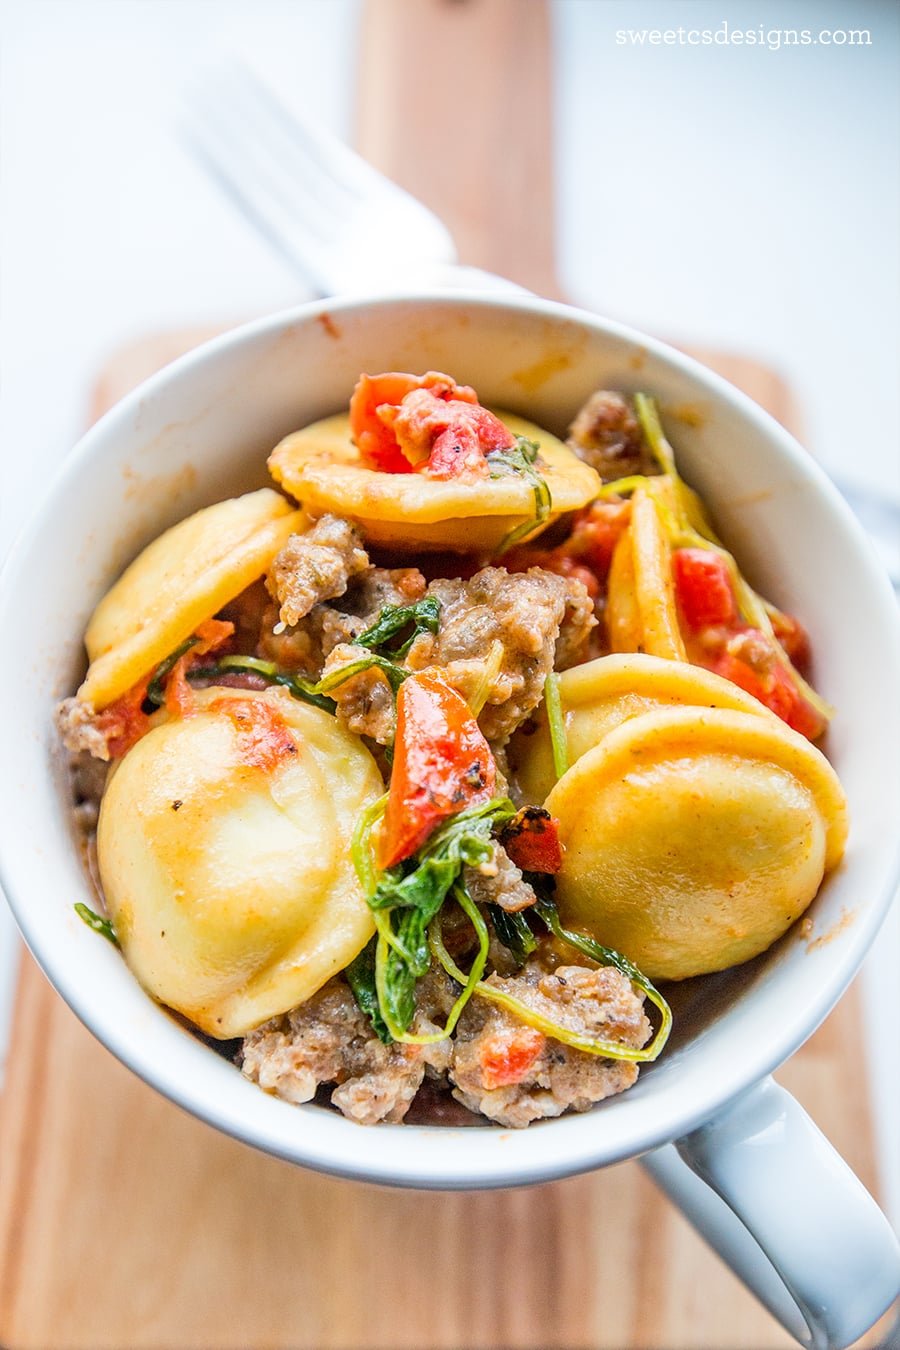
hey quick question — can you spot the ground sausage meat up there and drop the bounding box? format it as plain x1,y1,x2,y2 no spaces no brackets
55,697,115,762
259,565,426,674
463,842,536,913
406,567,594,742
449,962,651,1128
240,974,453,1125
319,642,397,745
267,515,369,628
567,390,659,482
258,601,362,674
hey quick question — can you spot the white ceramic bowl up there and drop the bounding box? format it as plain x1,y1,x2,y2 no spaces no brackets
0,294,898,1347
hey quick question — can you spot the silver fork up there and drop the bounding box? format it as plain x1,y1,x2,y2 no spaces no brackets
181,64,523,297
182,66,899,587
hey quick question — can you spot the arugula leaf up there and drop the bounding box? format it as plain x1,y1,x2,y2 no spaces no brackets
345,939,392,1043
533,893,672,1058
356,596,442,658
210,654,338,713
74,902,119,946
433,888,673,1065
316,652,409,696
487,436,553,553
353,796,516,1040
543,672,569,780
488,905,538,966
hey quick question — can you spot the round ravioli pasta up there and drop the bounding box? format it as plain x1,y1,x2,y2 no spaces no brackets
268,411,600,552
512,653,781,804
606,487,685,661
546,706,848,981
80,489,306,710
97,686,383,1037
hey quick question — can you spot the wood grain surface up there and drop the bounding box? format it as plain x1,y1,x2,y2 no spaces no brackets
0,2,886,1347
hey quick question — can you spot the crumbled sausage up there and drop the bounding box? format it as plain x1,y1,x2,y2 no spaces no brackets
240,973,454,1125
463,842,536,913
406,567,594,742
55,697,114,762
260,565,426,675
567,390,658,482
259,601,362,674
267,515,369,627
449,961,651,1127
319,643,396,745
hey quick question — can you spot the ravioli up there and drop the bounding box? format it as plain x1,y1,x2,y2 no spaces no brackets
97,686,383,1037
606,486,685,661
511,653,781,805
268,411,600,552
546,706,848,980
80,489,306,710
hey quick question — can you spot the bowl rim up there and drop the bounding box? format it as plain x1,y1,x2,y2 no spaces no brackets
1,289,898,1189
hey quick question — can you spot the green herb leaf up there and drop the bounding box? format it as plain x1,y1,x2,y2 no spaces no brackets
634,392,677,477
208,655,337,713
488,906,537,967
345,939,392,1043
533,894,672,1060
357,596,442,658
543,672,569,780
146,636,199,706
352,796,516,1040
74,902,119,946
315,652,409,696
488,436,553,553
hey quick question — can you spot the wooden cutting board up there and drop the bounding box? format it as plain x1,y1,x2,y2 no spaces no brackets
0,3,888,1347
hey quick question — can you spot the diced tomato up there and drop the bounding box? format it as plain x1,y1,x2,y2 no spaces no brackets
164,655,196,717
208,695,298,773
163,619,235,720
349,370,511,478
193,618,235,656
388,394,514,479
380,671,496,869
769,608,811,670
672,548,738,630
95,676,152,759
568,499,632,580
504,546,601,599
710,642,826,740
500,807,563,874
479,1025,546,1089
504,499,630,596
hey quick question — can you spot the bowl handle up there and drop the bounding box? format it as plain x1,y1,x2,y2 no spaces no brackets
640,1076,900,1348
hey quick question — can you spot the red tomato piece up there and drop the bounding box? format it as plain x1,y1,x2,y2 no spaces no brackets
504,499,630,596
568,498,632,580
164,655,196,718
193,618,235,656
479,1025,546,1089
673,548,738,630
500,807,564,874
95,676,152,759
769,608,812,670
164,619,236,719
711,644,826,740
379,671,496,869
349,371,478,474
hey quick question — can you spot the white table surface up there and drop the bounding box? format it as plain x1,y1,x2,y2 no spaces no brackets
1,0,897,1229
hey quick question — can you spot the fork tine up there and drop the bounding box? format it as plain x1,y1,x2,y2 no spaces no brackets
180,119,333,292
187,76,350,243
229,66,369,206
182,60,460,295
